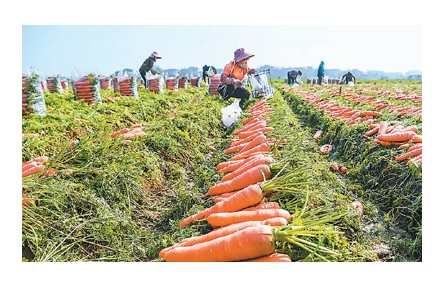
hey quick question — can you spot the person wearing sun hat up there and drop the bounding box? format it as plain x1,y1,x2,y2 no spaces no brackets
218,48,257,110
139,51,162,88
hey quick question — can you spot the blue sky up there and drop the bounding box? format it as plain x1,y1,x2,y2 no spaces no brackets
22,25,422,78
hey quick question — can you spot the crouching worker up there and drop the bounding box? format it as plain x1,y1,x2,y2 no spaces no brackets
218,48,256,110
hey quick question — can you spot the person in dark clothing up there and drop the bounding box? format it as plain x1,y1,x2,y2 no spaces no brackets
202,65,217,83
340,71,356,85
218,48,256,110
287,70,296,84
139,51,162,88
317,61,325,85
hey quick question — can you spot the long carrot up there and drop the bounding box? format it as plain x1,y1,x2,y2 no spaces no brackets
395,147,422,162
230,131,265,147
218,154,265,175
160,217,288,258
364,126,379,137
180,184,265,227
407,154,422,165
242,201,280,211
22,165,45,178
216,159,244,172
161,225,276,262
224,142,248,154
22,161,37,172
238,127,274,139
238,133,268,154
378,121,389,135
221,156,274,182
245,253,292,262
412,135,422,143
207,208,291,228
232,121,266,136
206,164,271,196
377,131,416,142
229,142,271,161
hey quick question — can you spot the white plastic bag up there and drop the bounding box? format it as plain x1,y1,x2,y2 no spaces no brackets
221,101,242,129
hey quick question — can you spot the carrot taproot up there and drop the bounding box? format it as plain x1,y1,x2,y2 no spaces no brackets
407,154,422,165
224,142,248,154
378,121,389,135
238,127,274,139
364,126,379,137
401,125,419,134
207,208,291,228
395,147,422,162
110,128,130,138
161,225,276,262
160,217,287,258
216,159,244,171
230,131,265,147
361,111,382,117
123,132,136,139
22,164,45,178
218,154,265,175
22,161,37,172
412,135,422,143
238,133,268,154
209,146,217,152
242,116,259,126
229,143,271,161
222,156,274,182
206,164,271,196
313,130,323,139
232,121,266,136
32,156,49,163
243,201,280,211
180,184,265,227
377,131,416,142
245,253,292,262
407,143,422,152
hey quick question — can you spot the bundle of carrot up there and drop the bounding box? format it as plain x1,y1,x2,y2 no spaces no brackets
73,75,102,104
178,77,188,89
160,202,343,262
118,76,139,99
110,124,146,142
364,121,422,165
208,74,220,96
165,78,178,91
22,156,49,178
100,77,111,89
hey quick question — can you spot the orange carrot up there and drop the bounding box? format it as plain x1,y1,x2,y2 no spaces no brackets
377,131,416,142
361,111,382,117
232,121,266,136
412,135,422,143
22,161,37,172
222,156,274,182
229,142,271,161
238,133,268,154
224,142,248,154
401,125,419,134
22,165,45,178
216,159,244,172
407,143,422,152
313,130,323,139
238,127,274,139
110,128,130,138
245,253,292,262
218,154,265,175
207,208,291,228
180,184,264,227
243,201,280,211
407,154,422,165
395,147,422,162
364,126,379,137
161,225,276,262
206,164,271,196
230,131,265,147
209,146,217,152
378,121,389,135
160,217,288,258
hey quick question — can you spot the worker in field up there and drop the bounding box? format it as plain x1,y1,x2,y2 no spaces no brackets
295,70,303,85
202,65,217,84
340,71,356,85
317,61,325,85
139,51,162,88
218,48,257,110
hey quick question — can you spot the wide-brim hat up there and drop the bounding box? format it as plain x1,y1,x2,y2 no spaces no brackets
151,51,162,59
234,48,254,63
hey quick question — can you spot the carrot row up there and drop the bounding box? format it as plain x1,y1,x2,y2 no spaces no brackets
160,99,297,262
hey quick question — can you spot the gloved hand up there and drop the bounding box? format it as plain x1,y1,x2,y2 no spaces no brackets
248,69,256,75
233,79,243,88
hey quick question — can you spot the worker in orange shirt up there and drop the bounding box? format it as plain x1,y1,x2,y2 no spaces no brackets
218,48,256,110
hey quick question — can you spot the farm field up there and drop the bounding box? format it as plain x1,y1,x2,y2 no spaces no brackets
21,78,422,262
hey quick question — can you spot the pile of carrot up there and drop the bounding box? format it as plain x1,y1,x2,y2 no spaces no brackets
178,77,188,89
159,99,298,262
165,78,178,91
110,123,146,142
73,76,102,104
118,77,139,98
46,76,64,93
100,77,111,89
364,121,422,165
147,78,163,93
208,74,220,96
189,77,201,87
